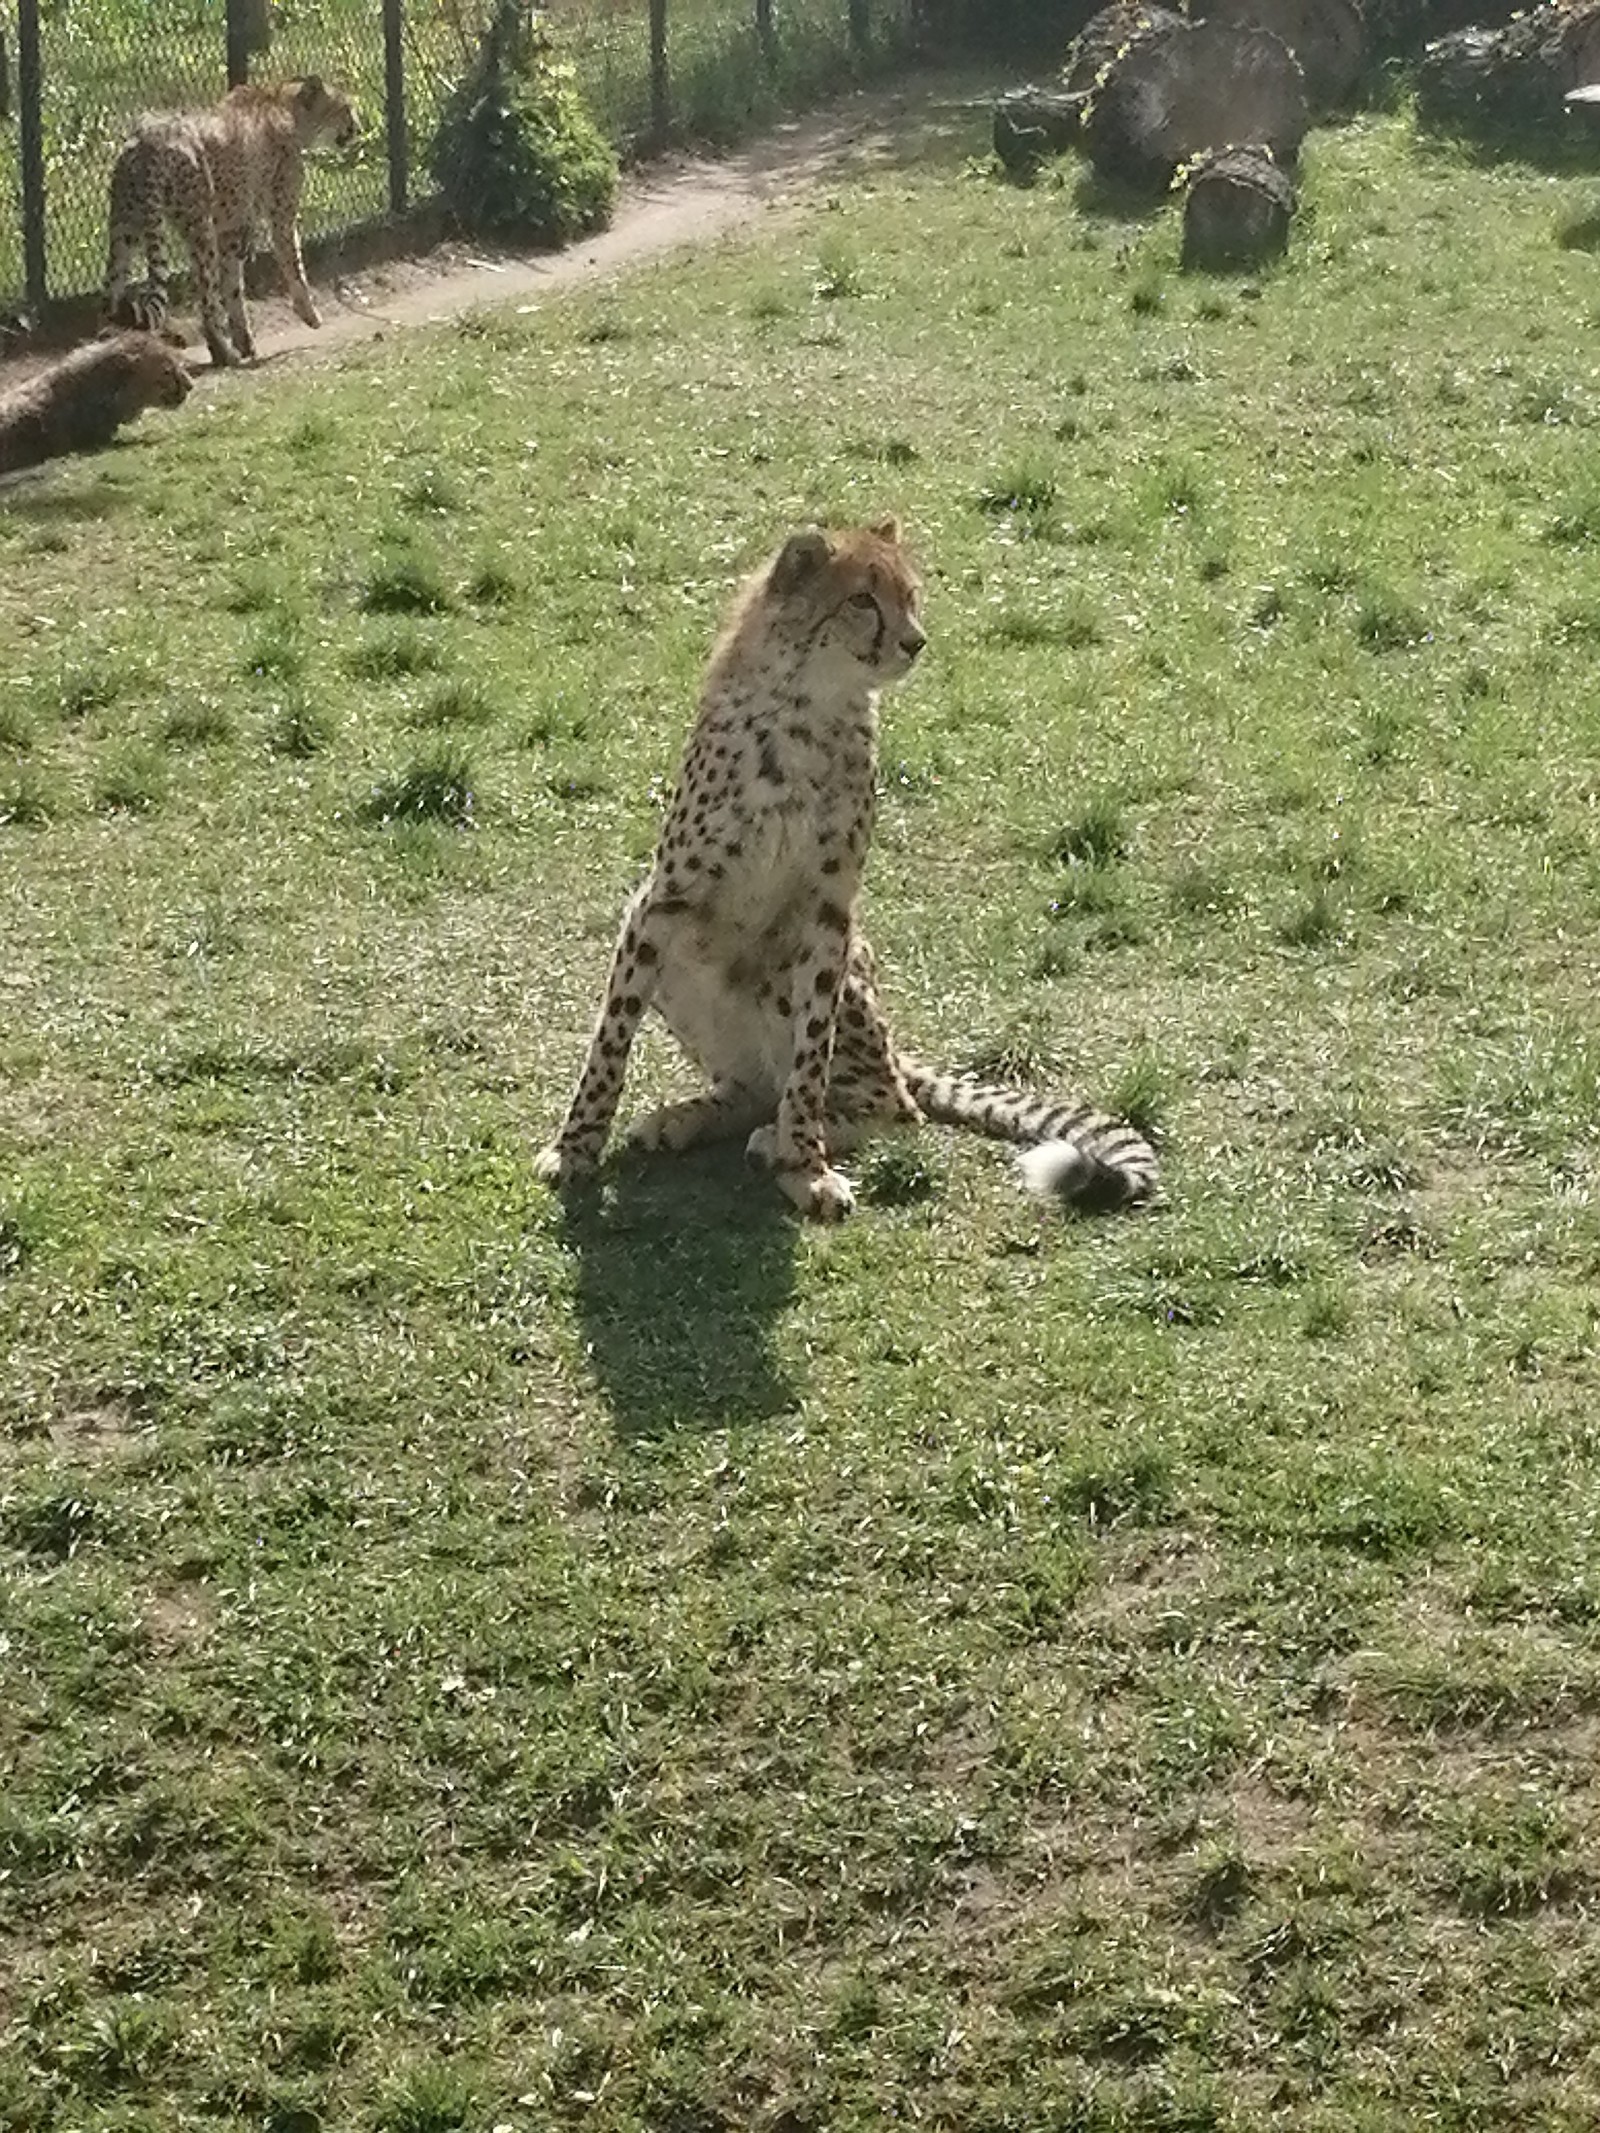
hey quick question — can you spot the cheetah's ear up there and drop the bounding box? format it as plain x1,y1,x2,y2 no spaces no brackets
296,75,325,103
770,528,832,594
871,515,903,545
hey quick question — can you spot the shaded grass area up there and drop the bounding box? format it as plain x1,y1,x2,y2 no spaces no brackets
4,95,1600,2131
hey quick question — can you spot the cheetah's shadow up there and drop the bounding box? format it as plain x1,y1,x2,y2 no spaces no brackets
557,1150,800,1440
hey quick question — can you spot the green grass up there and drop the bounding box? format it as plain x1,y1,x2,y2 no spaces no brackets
5,89,1600,2132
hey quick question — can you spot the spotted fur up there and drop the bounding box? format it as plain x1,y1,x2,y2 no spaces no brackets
0,331,192,477
536,520,1158,1221
103,76,356,368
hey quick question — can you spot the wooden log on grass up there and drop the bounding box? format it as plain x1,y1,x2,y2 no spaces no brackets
1180,145,1296,268
1193,0,1366,111
1416,1,1600,135
1083,19,1309,191
992,7,1184,178
1370,0,1537,59
1064,2,1188,97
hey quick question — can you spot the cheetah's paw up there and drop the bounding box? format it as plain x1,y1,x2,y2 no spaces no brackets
534,1142,596,1190
792,1166,856,1222
748,1131,855,1220
623,1108,675,1154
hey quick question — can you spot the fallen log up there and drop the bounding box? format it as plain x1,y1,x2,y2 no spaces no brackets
1416,1,1600,134
1366,0,1524,59
1194,0,1365,110
1064,2,1188,98
1180,145,1296,268
992,5,1187,178
1083,19,1309,191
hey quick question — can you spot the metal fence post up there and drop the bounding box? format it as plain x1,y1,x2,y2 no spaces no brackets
16,0,46,311
225,0,250,89
848,0,868,51
382,0,407,214
649,0,668,141
755,0,773,64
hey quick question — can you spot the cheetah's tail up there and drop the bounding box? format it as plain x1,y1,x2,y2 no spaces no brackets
899,1062,1158,1213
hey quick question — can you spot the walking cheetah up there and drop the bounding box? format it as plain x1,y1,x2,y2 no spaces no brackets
536,520,1158,1222
103,76,357,369
0,332,192,478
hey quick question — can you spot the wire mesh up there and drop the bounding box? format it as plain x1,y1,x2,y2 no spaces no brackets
254,1,400,241
0,0,915,320
264,0,494,242
405,0,495,218
553,0,917,151
1,0,229,315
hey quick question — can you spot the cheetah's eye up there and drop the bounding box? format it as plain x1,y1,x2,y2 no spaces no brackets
847,591,879,611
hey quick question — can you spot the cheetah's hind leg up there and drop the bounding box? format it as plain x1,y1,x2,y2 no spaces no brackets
106,281,169,334
624,1083,769,1156
818,1110,915,1160
181,211,241,366
220,236,256,361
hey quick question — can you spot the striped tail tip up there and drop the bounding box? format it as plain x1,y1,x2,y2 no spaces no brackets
1015,1135,1158,1213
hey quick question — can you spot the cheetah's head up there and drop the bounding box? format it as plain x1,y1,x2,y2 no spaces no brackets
149,348,195,409
98,329,194,408
290,75,359,153
767,518,926,684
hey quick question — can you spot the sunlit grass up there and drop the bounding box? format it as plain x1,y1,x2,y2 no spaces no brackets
4,90,1600,2133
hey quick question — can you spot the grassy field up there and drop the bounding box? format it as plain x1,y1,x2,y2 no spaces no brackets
5,76,1600,2131
0,0,911,311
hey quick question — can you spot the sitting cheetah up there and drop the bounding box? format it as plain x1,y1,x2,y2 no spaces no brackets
0,331,192,478
103,76,357,369
536,520,1158,1222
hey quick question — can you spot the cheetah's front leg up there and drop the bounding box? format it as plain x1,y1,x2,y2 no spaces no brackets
535,884,665,1189
754,901,855,1221
270,207,322,328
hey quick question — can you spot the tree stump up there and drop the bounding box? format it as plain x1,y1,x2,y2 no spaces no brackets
1083,20,1309,191
993,86,1091,179
1181,146,1296,267
1416,1,1600,133
1193,0,1365,110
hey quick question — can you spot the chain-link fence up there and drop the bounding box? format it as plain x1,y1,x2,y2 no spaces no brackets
0,0,919,328
556,0,916,147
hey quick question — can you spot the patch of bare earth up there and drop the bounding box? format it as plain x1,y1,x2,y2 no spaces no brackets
142,1579,217,1653
1078,1531,1219,1640
48,1387,149,1463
